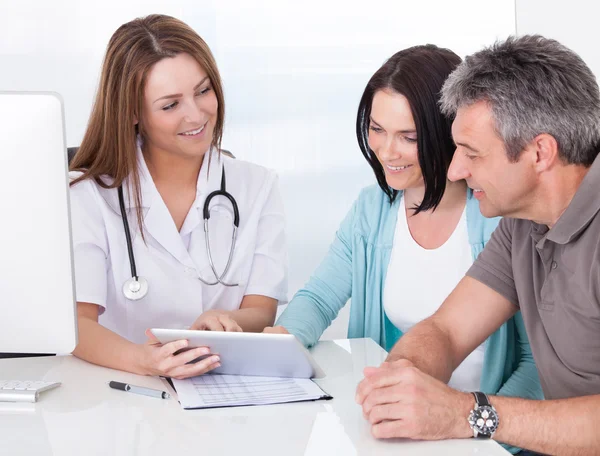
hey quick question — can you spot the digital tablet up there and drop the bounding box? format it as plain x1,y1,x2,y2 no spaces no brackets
150,329,325,379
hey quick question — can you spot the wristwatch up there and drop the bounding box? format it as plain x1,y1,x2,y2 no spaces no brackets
468,391,499,438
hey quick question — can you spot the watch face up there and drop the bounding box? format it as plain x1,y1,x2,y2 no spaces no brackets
468,405,499,436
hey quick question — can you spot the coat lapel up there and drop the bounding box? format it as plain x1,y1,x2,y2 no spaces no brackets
100,144,225,270
137,147,223,270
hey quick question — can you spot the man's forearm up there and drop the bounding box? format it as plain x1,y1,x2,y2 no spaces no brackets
490,394,600,456
386,317,457,383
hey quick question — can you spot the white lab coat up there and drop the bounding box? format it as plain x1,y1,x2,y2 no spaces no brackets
69,147,288,343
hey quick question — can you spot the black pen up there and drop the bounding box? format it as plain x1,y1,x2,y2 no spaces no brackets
108,381,171,399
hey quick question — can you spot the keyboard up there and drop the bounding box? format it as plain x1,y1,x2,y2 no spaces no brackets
0,380,61,403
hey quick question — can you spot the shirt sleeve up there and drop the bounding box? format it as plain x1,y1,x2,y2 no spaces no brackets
69,177,110,312
243,172,288,303
467,217,519,306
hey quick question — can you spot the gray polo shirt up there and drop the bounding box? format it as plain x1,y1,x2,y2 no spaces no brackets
467,156,600,400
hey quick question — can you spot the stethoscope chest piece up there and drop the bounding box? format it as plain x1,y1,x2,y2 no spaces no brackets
123,276,149,301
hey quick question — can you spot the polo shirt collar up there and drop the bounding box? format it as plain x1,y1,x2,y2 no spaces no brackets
546,154,600,245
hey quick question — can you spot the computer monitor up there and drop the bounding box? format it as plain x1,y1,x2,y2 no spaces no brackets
0,92,78,356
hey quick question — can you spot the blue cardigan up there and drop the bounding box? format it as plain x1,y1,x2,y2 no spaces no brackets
278,185,542,451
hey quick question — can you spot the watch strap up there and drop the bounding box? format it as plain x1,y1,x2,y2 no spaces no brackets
472,391,491,407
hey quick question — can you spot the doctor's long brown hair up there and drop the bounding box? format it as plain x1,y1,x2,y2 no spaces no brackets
69,14,225,236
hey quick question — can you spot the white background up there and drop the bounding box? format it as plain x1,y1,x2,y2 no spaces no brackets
516,0,600,79
0,0,521,339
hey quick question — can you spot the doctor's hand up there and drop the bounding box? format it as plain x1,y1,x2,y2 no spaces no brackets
190,310,243,332
262,326,289,335
355,360,472,441
140,329,221,379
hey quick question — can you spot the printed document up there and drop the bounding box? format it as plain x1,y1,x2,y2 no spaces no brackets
172,374,331,409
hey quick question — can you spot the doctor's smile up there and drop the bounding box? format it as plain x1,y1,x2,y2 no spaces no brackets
178,122,208,138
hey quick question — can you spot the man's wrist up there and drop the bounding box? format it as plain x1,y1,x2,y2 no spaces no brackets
385,353,401,362
456,391,476,438
468,392,500,439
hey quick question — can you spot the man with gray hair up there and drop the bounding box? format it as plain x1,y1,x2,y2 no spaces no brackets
356,35,600,455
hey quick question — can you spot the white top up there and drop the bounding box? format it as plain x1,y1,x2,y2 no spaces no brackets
69,147,288,344
0,340,511,456
384,198,486,392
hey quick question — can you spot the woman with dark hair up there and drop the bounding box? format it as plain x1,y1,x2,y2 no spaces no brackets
69,15,287,379
266,46,542,434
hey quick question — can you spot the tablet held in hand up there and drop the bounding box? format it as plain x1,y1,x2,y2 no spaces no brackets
149,329,325,379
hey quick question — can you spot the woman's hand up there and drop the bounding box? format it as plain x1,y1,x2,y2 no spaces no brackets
139,329,220,379
262,326,290,335
190,310,243,332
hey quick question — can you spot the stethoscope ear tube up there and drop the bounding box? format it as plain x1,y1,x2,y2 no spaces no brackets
200,221,239,287
203,167,240,227
200,167,240,287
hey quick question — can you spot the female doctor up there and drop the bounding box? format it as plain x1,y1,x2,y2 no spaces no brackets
69,15,287,379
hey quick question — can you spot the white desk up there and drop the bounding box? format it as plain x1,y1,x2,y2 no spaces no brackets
0,338,509,456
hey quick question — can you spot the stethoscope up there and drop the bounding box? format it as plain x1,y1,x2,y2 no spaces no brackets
119,166,240,301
